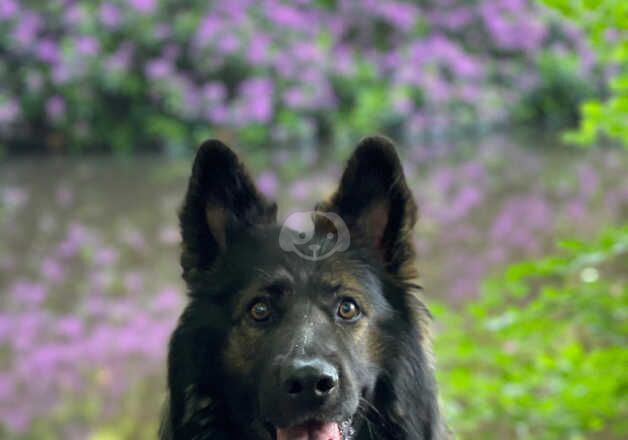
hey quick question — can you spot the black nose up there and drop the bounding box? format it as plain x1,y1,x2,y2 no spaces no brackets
281,358,338,403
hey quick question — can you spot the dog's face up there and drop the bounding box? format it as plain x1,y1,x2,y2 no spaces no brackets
217,227,390,439
168,137,438,440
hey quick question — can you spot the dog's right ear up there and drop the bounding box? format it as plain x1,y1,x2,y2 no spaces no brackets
179,140,277,284
316,136,418,279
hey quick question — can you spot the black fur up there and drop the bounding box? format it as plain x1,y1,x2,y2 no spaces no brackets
161,137,447,440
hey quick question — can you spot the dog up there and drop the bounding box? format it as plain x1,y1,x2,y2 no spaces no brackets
160,136,447,439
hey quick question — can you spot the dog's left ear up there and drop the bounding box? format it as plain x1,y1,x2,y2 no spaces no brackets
317,136,418,277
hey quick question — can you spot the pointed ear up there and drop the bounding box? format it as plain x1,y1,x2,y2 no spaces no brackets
179,139,277,283
317,136,418,278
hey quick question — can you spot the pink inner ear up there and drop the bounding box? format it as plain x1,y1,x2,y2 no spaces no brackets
205,205,227,250
364,200,390,251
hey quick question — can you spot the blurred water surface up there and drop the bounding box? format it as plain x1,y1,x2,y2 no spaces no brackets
0,134,626,438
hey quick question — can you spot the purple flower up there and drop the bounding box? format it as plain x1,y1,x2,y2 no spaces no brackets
256,170,279,197
105,43,134,73
238,77,274,123
266,4,308,29
145,58,173,80
0,0,18,20
248,34,271,64
179,82,202,116
99,2,121,28
291,42,321,63
450,53,482,78
56,222,90,258
152,287,182,313
376,2,419,31
273,52,297,78
283,87,306,109
216,33,240,55
46,96,66,121
56,240,78,259
421,76,450,102
196,13,221,46
13,311,44,351
0,99,19,124
0,373,14,401
564,199,587,222
75,35,100,56
64,4,84,26
207,105,229,124
3,407,30,432
42,257,65,283
451,186,483,217
36,38,59,63
490,195,553,249
13,12,41,46
202,82,226,103
10,281,47,306
29,344,64,372
51,63,72,85
128,0,156,13
480,2,547,52
68,223,89,242
393,94,413,113
57,316,83,339
93,246,119,266
432,7,473,29
332,46,356,75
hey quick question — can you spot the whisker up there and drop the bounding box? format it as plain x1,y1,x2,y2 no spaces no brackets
355,400,378,439
359,396,383,420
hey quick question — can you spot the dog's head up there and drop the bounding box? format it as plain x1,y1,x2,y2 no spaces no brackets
169,137,437,440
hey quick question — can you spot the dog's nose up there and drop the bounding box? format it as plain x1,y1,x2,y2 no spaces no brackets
281,358,338,403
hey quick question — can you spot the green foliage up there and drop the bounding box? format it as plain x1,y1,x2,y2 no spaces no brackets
513,50,595,128
435,225,628,439
540,0,628,147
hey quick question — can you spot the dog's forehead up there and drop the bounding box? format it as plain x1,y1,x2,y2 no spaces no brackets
251,254,380,296
227,225,383,296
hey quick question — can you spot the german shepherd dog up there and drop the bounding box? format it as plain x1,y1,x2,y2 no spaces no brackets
161,136,447,439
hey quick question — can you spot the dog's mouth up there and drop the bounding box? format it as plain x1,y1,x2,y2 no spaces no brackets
276,420,340,440
268,419,353,440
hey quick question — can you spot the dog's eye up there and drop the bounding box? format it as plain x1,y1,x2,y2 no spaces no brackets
250,300,272,321
337,299,360,320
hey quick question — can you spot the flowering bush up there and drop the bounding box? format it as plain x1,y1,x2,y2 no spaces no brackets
0,0,596,154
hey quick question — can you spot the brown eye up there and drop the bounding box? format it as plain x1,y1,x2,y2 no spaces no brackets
338,299,360,320
250,300,271,321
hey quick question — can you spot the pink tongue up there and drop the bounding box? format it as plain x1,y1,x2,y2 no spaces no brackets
276,422,341,440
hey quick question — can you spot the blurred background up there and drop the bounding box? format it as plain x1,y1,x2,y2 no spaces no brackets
0,1,626,439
